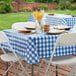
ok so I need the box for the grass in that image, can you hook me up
[0,10,76,30]
[47,10,76,15]
[0,12,31,30]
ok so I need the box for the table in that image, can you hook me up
[2,29,76,64]
[2,29,76,75]
[28,14,76,28]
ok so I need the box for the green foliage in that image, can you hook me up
[35,0,59,3]
[69,5,76,10]
[22,0,35,3]
[65,1,71,9]
[39,4,48,11]
[1,0,76,3]
[19,8,32,12]
[0,0,76,3]
[0,0,13,13]
[58,0,66,10]
[22,0,76,3]
[70,0,76,3]
[0,6,6,13]
[58,0,72,10]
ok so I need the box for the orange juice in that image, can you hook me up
[33,11,44,22]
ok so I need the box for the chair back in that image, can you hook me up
[12,22,35,30]
[71,24,76,33]
[56,33,76,46]
[0,31,9,43]
[0,31,18,58]
[50,33,76,62]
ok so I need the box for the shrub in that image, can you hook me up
[69,5,76,10]
[0,0,13,13]
[0,6,6,13]
[19,8,32,12]
[57,0,72,10]
[57,4,66,10]
[19,8,25,12]
[57,0,66,10]
[1,4,13,12]
[25,8,32,12]
[65,1,71,9]
[39,4,48,11]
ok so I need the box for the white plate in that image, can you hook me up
[53,25,70,30]
[48,29,65,33]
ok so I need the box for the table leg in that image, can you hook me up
[6,51,8,76]
[56,65,58,76]
[31,65,34,76]
[6,62,8,76]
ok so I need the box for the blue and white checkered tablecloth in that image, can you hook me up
[45,16,76,28]
[28,14,76,28]
[2,29,76,65]
[28,14,36,22]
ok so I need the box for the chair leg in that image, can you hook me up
[68,66,76,76]
[3,62,20,76]
[6,62,8,76]
[36,59,44,72]
[18,59,29,76]
[12,63,20,76]
[49,69,53,76]
[56,65,58,76]
[45,63,51,76]
[3,62,14,76]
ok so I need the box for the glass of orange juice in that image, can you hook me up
[33,11,44,33]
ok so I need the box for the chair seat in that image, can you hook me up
[44,56,76,65]
[0,53,24,62]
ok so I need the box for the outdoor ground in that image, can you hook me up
[0,10,76,30]
[0,58,72,76]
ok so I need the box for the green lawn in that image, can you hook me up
[0,12,31,30]
[47,10,76,15]
[0,10,76,30]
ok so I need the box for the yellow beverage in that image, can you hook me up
[33,11,44,22]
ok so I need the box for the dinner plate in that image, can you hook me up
[47,30,65,35]
[17,29,31,33]
[17,29,37,34]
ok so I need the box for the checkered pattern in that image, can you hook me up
[63,17,76,28]
[28,14,36,22]
[2,29,76,65]
[28,14,76,28]
[46,16,76,28]
[3,30,39,65]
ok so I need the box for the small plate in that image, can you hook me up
[54,25,71,30]
[48,14,54,16]
[25,26,36,30]
[72,15,76,17]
